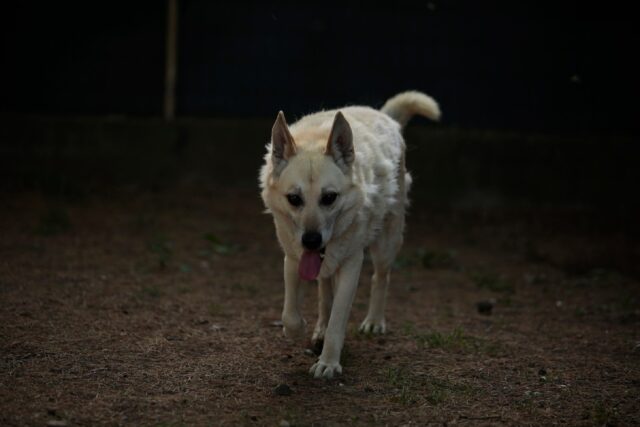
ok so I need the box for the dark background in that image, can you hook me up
[1,1,639,212]
[1,1,638,133]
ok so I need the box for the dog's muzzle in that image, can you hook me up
[301,231,323,251]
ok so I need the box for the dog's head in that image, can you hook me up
[261,110,360,279]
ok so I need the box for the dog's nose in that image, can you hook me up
[301,231,323,250]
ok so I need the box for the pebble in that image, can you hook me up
[274,383,293,396]
[477,300,493,315]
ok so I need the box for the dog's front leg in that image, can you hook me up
[312,277,333,351]
[309,251,363,379]
[281,255,306,339]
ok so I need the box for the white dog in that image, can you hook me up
[260,91,440,378]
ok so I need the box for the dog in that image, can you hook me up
[259,91,440,378]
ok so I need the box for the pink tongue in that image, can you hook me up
[299,251,322,281]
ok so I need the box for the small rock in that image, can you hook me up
[279,420,291,427]
[274,383,293,396]
[270,320,283,327]
[477,300,493,315]
[303,348,315,356]
[210,324,223,331]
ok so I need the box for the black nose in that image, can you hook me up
[301,231,323,250]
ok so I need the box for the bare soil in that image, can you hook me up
[1,186,639,426]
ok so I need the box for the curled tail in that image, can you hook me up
[381,91,441,127]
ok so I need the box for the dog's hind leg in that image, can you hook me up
[311,277,333,354]
[360,210,405,334]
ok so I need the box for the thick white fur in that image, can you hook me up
[260,91,440,379]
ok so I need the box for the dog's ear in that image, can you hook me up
[325,111,354,172]
[271,111,297,175]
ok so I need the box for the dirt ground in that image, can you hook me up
[1,185,638,426]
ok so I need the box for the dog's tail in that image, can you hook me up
[381,91,441,127]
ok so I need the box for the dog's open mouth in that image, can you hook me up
[299,248,325,281]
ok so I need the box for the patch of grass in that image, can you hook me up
[139,285,162,298]
[385,366,474,406]
[148,234,173,269]
[578,293,639,324]
[392,253,415,270]
[418,248,459,270]
[202,232,240,256]
[207,302,227,317]
[403,323,471,350]
[35,206,71,235]
[403,323,505,356]
[497,295,514,307]
[471,271,514,294]
[176,285,192,294]
[386,366,418,405]
[393,247,459,271]
[574,306,588,318]
[424,377,472,405]
[232,282,258,296]
[414,327,470,350]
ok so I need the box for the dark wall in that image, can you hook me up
[1,2,638,133]
[1,3,165,115]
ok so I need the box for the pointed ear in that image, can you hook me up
[325,111,354,172]
[271,111,297,174]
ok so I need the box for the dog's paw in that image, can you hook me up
[282,313,307,340]
[359,317,386,334]
[309,360,342,379]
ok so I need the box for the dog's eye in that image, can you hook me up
[320,192,338,206]
[286,194,303,207]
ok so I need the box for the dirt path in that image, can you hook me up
[1,188,638,426]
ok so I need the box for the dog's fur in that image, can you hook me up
[260,91,440,378]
